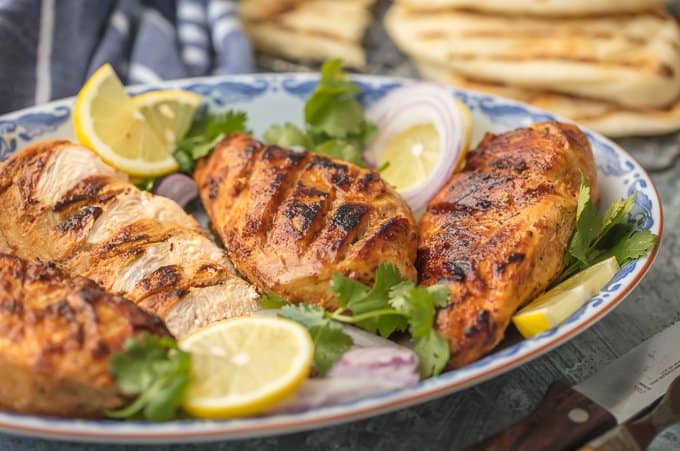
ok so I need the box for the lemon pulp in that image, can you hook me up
[179,316,313,418]
[132,90,202,150]
[379,123,441,190]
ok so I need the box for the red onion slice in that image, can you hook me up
[365,83,466,213]
[327,346,419,383]
[153,173,199,208]
[269,346,419,414]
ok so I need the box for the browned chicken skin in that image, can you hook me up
[417,122,598,368]
[195,134,418,309]
[0,254,170,417]
[0,140,259,337]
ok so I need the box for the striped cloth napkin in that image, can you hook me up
[0,0,253,114]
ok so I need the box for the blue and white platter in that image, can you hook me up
[0,73,663,444]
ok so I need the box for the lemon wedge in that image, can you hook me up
[132,89,202,151]
[179,316,313,418]
[74,64,179,177]
[512,257,620,338]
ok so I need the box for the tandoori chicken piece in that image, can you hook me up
[0,254,170,417]
[194,134,418,309]
[0,140,259,337]
[417,122,599,368]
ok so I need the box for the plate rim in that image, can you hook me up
[0,72,664,444]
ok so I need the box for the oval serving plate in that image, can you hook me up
[0,74,662,444]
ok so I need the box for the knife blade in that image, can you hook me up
[462,322,680,451]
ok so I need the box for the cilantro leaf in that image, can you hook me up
[307,322,354,375]
[188,110,249,141]
[304,59,360,124]
[556,177,658,284]
[267,263,451,378]
[260,292,292,309]
[135,178,156,192]
[280,303,328,329]
[568,175,602,265]
[594,230,659,265]
[173,110,250,174]
[389,284,437,339]
[330,274,369,308]
[172,147,196,173]
[598,193,637,242]
[413,330,449,378]
[308,98,364,138]
[107,334,192,421]
[426,285,452,308]
[331,264,450,376]
[263,123,310,148]
[312,140,367,168]
[263,58,374,167]
[279,303,354,375]
[346,264,402,315]
[334,264,408,337]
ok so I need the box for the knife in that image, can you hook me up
[462,322,680,451]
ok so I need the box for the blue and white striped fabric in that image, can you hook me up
[0,0,253,114]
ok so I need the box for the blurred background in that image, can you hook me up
[2,0,679,169]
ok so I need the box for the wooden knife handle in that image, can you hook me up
[462,381,617,451]
[580,375,680,451]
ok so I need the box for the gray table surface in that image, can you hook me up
[2,3,680,450]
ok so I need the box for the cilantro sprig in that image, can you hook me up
[555,175,659,284]
[106,334,192,422]
[261,264,450,378]
[173,110,250,173]
[262,59,376,167]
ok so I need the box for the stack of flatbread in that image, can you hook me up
[238,0,377,68]
[385,0,680,137]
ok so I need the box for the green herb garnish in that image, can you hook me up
[174,110,250,173]
[556,175,659,284]
[262,59,376,167]
[134,178,156,192]
[262,263,450,378]
[106,333,192,422]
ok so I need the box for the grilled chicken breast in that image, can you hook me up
[0,140,259,337]
[417,122,598,368]
[195,134,418,309]
[0,254,169,417]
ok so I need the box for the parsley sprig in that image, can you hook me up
[261,264,450,378]
[173,110,250,173]
[555,175,659,284]
[106,334,192,422]
[262,59,376,167]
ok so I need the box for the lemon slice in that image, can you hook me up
[380,123,441,190]
[512,257,620,338]
[132,90,202,150]
[179,316,313,418]
[378,101,472,191]
[73,64,179,177]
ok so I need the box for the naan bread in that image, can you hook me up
[239,0,375,68]
[416,59,680,137]
[394,0,665,16]
[385,6,680,109]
